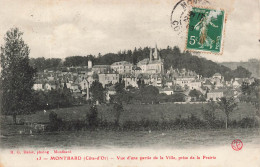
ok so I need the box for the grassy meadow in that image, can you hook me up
[1,102,259,148]
[2,102,258,125]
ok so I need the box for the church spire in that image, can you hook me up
[149,48,153,62]
[153,43,159,60]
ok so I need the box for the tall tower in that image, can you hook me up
[149,48,153,62]
[88,60,92,69]
[153,44,158,60]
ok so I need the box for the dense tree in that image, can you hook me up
[113,102,124,126]
[188,89,202,101]
[0,28,36,124]
[90,80,104,103]
[87,104,98,128]
[30,57,62,71]
[48,111,63,131]
[202,100,218,124]
[170,93,186,102]
[33,88,74,111]
[230,66,252,78]
[240,79,259,109]
[218,97,238,129]
[140,85,159,104]
[137,78,145,89]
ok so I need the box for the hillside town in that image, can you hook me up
[32,45,256,103]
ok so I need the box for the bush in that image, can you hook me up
[87,104,98,128]
[238,117,259,128]
[47,111,63,131]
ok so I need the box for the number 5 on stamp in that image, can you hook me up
[186,7,225,54]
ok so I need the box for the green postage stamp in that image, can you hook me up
[186,7,225,54]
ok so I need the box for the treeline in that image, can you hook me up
[46,113,259,132]
[45,102,259,132]
[30,57,62,71]
[239,79,259,110]
[29,46,252,80]
[32,88,75,111]
[220,59,260,78]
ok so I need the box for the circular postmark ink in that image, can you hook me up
[231,139,243,151]
[170,0,211,38]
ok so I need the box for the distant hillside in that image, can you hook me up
[219,59,260,78]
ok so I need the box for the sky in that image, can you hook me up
[0,0,259,62]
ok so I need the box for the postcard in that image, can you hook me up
[0,0,259,166]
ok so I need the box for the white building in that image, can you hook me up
[33,83,43,91]
[159,87,174,95]
[175,76,195,87]
[123,76,138,88]
[79,78,89,90]
[98,72,120,87]
[188,80,202,90]
[207,90,224,101]
[111,61,132,74]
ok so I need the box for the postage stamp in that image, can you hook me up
[185,7,225,54]
[170,0,211,38]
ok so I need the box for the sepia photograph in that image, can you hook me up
[0,0,259,166]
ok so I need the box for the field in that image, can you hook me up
[2,102,258,125]
[1,102,259,148]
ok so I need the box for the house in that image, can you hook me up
[203,79,214,90]
[159,87,174,95]
[151,76,162,87]
[70,84,80,93]
[174,76,195,88]
[33,83,43,91]
[165,79,173,88]
[232,80,242,88]
[62,82,71,89]
[215,81,224,89]
[98,72,119,87]
[212,73,224,87]
[111,61,133,74]
[188,80,202,90]
[47,76,54,81]
[106,85,117,102]
[207,89,224,101]
[44,81,56,91]
[79,78,89,90]
[92,65,111,74]
[131,66,142,76]
[123,75,138,88]
[232,78,254,88]
[212,73,222,80]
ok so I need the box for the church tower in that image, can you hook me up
[149,48,153,62]
[153,44,159,60]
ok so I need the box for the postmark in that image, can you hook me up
[185,7,225,54]
[170,0,211,38]
[231,139,243,151]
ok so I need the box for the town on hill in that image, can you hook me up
[31,44,257,105]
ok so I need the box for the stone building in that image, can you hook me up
[137,45,164,74]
